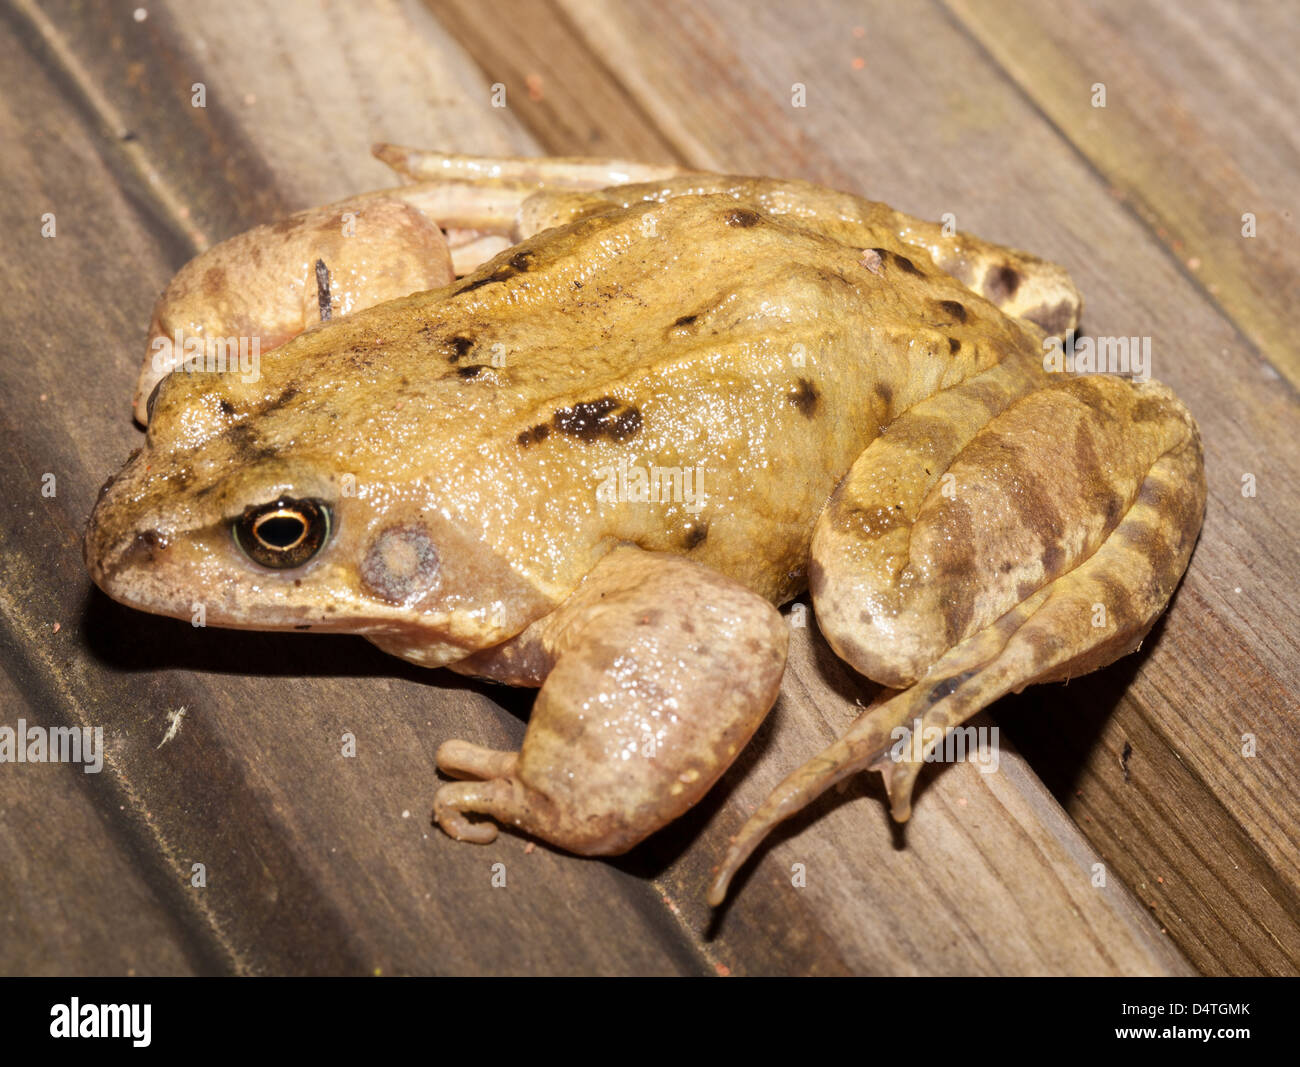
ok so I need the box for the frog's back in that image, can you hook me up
[228,192,1042,603]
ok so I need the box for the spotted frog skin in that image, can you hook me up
[84,146,1206,904]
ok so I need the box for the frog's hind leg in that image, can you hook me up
[707,370,1205,905]
[374,143,684,190]
[432,546,788,857]
[374,144,686,275]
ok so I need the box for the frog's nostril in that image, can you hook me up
[84,503,168,590]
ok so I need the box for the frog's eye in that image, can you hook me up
[233,498,330,569]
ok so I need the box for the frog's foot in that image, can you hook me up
[432,546,788,856]
[708,370,1205,905]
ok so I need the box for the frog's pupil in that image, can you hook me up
[255,514,306,550]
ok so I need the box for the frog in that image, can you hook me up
[84,144,1206,906]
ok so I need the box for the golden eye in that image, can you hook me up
[233,498,330,569]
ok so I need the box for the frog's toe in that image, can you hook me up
[436,739,519,781]
[434,779,531,845]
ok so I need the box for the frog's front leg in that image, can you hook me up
[434,546,788,855]
[708,368,1205,904]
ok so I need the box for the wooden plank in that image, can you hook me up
[425,0,682,162]
[539,0,1300,974]
[0,668,200,976]
[945,0,1300,387]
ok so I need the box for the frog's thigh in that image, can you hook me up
[708,374,1205,904]
[433,546,788,856]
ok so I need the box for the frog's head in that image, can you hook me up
[85,318,552,668]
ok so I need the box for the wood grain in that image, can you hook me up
[946,0,1300,387]
[0,0,1292,975]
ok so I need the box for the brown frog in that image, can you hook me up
[84,146,1206,904]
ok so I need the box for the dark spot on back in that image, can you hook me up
[516,424,550,447]
[552,397,642,442]
[788,377,819,417]
[447,335,474,362]
[948,336,962,354]
[673,314,698,327]
[1137,478,1168,510]
[935,299,967,323]
[262,385,298,414]
[458,258,522,294]
[875,381,893,407]
[219,399,236,416]
[683,523,708,549]
[457,365,485,379]
[984,264,1022,304]
[869,248,923,276]
[725,208,761,227]
[458,273,502,294]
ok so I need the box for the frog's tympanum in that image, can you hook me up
[85,146,1206,904]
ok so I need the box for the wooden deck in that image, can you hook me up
[0,0,1295,976]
